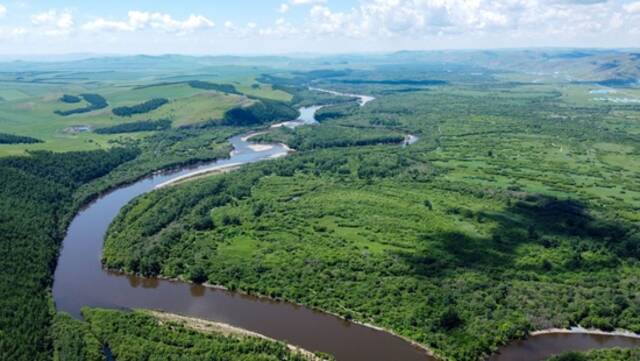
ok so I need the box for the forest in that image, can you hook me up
[0,132,43,144]
[94,119,172,134]
[59,94,81,104]
[221,99,299,126]
[112,98,169,117]
[54,94,108,116]
[0,148,139,361]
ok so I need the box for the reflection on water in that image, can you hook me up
[190,284,206,297]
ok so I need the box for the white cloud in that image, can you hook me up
[300,0,636,40]
[31,10,74,36]
[291,0,326,5]
[0,4,6,18]
[83,11,214,34]
[0,26,26,39]
[279,3,290,13]
[224,21,258,37]
[624,1,640,13]
[259,18,298,37]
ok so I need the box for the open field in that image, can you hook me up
[0,68,292,156]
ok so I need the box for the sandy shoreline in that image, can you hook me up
[154,163,242,189]
[531,326,640,339]
[147,310,327,361]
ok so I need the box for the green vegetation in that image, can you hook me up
[221,99,299,126]
[59,95,81,104]
[0,124,239,360]
[253,124,405,150]
[55,94,108,116]
[52,308,325,361]
[0,148,139,361]
[548,348,640,361]
[112,98,169,117]
[104,68,640,361]
[0,132,43,144]
[94,119,172,134]
[78,308,318,361]
[187,80,241,94]
[52,313,103,361]
[1,52,640,361]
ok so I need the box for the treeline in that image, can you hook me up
[0,132,43,144]
[55,94,108,116]
[221,99,299,126]
[112,98,169,117]
[188,80,240,94]
[339,79,447,86]
[254,125,406,150]
[134,80,240,94]
[95,119,172,134]
[0,147,139,361]
[315,102,360,122]
[60,94,81,103]
[51,308,320,361]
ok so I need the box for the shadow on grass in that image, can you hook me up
[395,194,636,278]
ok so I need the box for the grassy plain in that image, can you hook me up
[0,69,290,156]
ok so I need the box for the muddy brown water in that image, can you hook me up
[53,96,640,361]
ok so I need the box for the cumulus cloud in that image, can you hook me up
[83,11,214,34]
[0,4,6,18]
[300,0,637,40]
[31,10,74,36]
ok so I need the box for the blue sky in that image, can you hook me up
[0,0,639,55]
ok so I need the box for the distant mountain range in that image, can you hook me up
[385,49,640,85]
[1,49,638,86]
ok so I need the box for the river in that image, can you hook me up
[52,90,640,361]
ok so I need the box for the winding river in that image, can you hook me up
[53,91,640,361]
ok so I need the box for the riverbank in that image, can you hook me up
[103,268,437,359]
[531,327,640,339]
[148,310,329,361]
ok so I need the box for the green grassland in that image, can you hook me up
[0,69,292,156]
[103,70,640,360]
